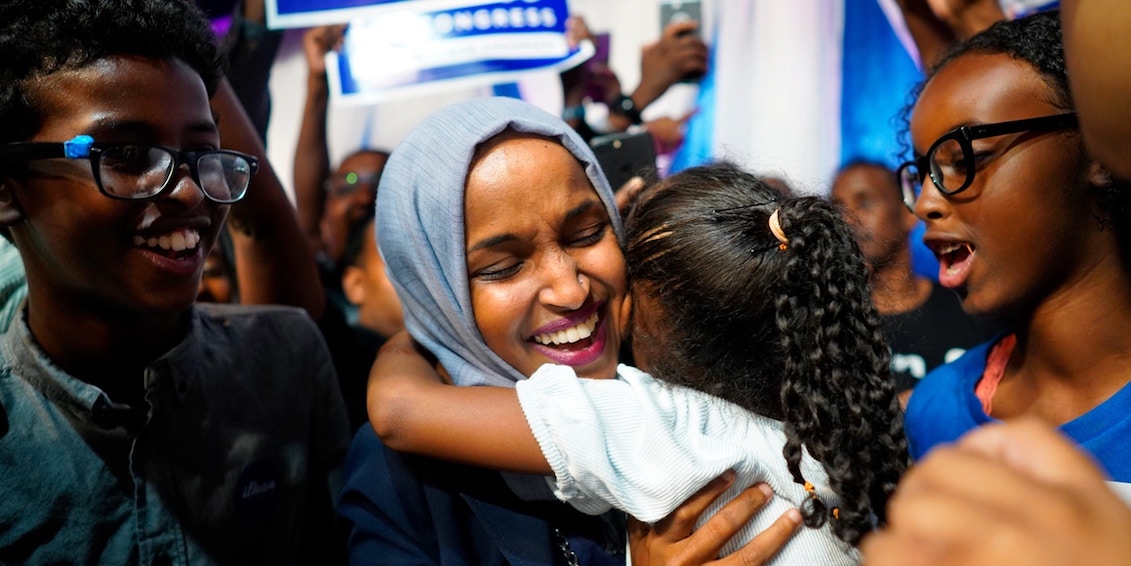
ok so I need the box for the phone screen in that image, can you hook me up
[590,132,657,193]
[659,0,701,34]
[659,0,703,82]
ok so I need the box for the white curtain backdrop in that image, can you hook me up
[709,1,844,194]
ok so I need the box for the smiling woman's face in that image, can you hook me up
[463,133,627,379]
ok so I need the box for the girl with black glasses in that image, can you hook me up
[900,11,1131,492]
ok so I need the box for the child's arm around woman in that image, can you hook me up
[366,331,548,474]
[367,330,753,518]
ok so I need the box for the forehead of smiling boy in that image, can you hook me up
[0,0,224,145]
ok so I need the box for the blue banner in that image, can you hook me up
[325,0,592,105]
[269,0,462,29]
[840,0,937,279]
[267,0,568,30]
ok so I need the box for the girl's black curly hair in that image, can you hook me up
[625,162,909,545]
[0,0,225,145]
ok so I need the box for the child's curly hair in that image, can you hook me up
[625,162,909,545]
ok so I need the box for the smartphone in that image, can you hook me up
[659,0,703,82]
[583,33,611,102]
[590,132,657,193]
[587,33,610,68]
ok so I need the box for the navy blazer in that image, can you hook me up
[338,426,626,566]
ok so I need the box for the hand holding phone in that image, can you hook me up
[642,1,708,94]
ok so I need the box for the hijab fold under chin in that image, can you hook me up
[376,96,624,388]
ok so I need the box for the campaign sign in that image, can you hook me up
[325,0,593,105]
[267,0,459,30]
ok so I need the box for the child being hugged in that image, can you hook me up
[369,162,908,562]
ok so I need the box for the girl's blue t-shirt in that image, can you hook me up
[905,338,1131,484]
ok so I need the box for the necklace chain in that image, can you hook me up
[553,528,580,566]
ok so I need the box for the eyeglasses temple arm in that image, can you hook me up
[0,135,93,165]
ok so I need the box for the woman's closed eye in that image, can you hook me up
[569,222,608,247]
[472,259,523,282]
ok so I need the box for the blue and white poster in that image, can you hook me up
[323,0,592,105]
[267,0,460,30]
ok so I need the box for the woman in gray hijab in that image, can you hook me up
[337,97,791,565]
[375,96,627,389]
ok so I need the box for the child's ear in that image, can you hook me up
[341,265,365,308]
[0,179,25,227]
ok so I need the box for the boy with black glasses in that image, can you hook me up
[0,0,350,563]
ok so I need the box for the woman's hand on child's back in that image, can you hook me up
[628,471,802,565]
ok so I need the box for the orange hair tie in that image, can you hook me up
[769,209,788,250]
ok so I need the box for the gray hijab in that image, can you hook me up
[376,96,625,388]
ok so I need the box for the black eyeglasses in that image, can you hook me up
[896,112,1078,210]
[0,134,258,204]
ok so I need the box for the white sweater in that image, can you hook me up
[515,364,860,564]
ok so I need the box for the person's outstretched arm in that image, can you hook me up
[366,331,550,474]
[633,20,708,108]
[292,25,345,256]
[894,0,1005,70]
[607,19,708,132]
[222,0,282,142]
[213,78,326,320]
[925,0,1005,40]
[895,0,958,70]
